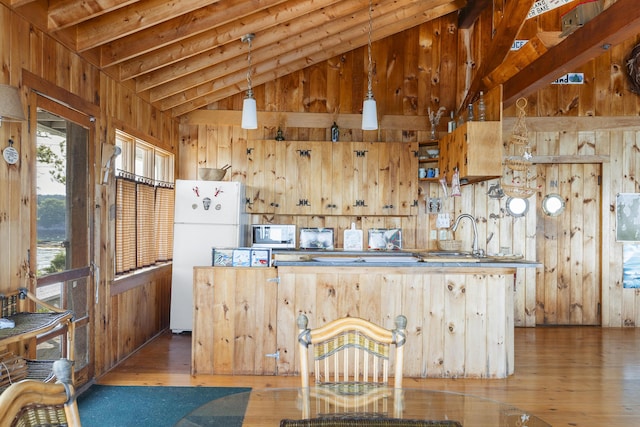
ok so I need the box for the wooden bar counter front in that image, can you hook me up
[191,259,537,379]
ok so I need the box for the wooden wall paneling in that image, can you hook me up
[443,273,465,377]
[400,273,422,377]
[609,43,628,117]
[424,274,445,377]
[578,59,596,117]
[305,64,328,141]
[417,23,433,118]
[465,273,488,377]
[378,272,402,376]
[276,270,295,375]
[557,164,572,324]
[538,163,556,324]
[570,163,585,324]
[402,27,420,117]
[178,122,198,180]
[326,56,342,121]
[432,16,455,113]
[582,162,600,325]
[415,183,430,249]
[234,268,257,374]
[213,267,235,374]
[316,272,339,326]
[192,267,217,374]
[384,32,404,116]
[338,51,357,129]
[598,131,613,326]
[593,49,612,116]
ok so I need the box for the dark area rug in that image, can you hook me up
[77,385,251,427]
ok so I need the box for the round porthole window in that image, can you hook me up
[542,193,565,216]
[506,197,529,217]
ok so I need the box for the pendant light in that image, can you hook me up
[362,0,378,130]
[241,33,257,129]
[0,84,26,127]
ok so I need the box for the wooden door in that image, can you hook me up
[349,142,379,215]
[536,163,601,325]
[283,141,321,215]
[246,140,278,214]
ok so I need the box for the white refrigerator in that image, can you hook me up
[170,179,248,333]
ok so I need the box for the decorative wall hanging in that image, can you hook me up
[626,42,640,95]
[502,97,536,199]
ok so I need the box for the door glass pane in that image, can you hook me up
[35,108,90,371]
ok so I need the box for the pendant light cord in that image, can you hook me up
[367,0,373,95]
[242,33,255,96]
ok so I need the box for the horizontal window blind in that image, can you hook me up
[115,172,174,275]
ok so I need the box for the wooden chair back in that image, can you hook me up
[297,314,407,389]
[0,359,81,427]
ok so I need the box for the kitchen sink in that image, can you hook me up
[311,256,421,263]
[419,251,475,258]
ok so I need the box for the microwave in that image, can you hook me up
[252,224,296,249]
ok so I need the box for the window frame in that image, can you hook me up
[114,130,174,276]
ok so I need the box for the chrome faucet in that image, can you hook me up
[451,214,484,257]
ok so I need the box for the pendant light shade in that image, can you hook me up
[241,94,257,129]
[241,33,258,130]
[0,84,26,126]
[362,95,378,130]
[362,0,377,130]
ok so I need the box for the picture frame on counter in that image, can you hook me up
[213,247,272,267]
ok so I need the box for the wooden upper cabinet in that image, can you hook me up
[379,142,418,216]
[247,140,417,216]
[439,121,503,185]
[245,139,283,214]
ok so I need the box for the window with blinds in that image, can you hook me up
[115,131,174,275]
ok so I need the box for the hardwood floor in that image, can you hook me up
[97,326,640,427]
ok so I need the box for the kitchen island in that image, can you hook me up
[191,252,540,379]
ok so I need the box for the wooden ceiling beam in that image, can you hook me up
[72,0,219,51]
[458,0,490,29]
[461,0,535,108]
[502,0,640,107]
[117,0,361,80]
[167,0,466,116]
[47,0,136,30]
[98,0,300,67]
[143,0,405,97]
[144,0,458,99]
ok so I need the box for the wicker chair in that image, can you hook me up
[297,314,407,419]
[297,314,407,389]
[0,359,81,427]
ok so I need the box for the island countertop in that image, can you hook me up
[193,253,536,379]
[271,249,541,268]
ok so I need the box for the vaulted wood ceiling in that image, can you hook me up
[5,0,640,118]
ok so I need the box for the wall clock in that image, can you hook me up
[3,139,18,165]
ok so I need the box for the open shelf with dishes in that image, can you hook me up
[418,139,440,182]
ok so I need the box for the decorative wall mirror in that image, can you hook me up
[542,193,565,216]
[506,197,529,217]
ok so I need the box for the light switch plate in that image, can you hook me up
[427,198,442,214]
[436,213,450,228]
